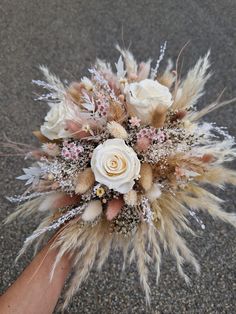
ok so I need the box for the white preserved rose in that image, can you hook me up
[91,139,140,193]
[41,102,78,140]
[124,79,173,123]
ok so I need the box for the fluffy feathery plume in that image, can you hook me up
[75,168,95,194]
[5,196,45,223]
[38,192,80,212]
[107,121,128,139]
[107,101,126,123]
[81,200,102,221]
[173,50,211,109]
[124,190,138,206]
[139,163,153,191]
[67,82,83,105]
[34,65,66,103]
[146,183,162,202]
[116,45,138,79]
[189,97,236,122]
[158,59,176,88]
[95,59,116,83]
[137,60,151,81]
[151,104,168,128]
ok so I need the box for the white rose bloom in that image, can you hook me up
[91,139,140,193]
[124,79,173,123]
[41,102,77,140]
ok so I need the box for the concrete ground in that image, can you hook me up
[0,1,236,313]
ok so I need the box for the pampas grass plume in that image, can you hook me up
[137,60,151,81]
[67,82,83,104]
[157,59,175,88]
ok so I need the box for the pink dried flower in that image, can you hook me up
[137,128,149,139]
[156,131,166,143]
[136,137,151,152]
[96,92,109,117]
[137,127,166,144]
[61,141,84,161]
[97,102,109,116]
[129,116,141,127]
[137,127,156,140]
[149,127,157,139]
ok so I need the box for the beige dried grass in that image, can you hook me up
[172,51,211,110]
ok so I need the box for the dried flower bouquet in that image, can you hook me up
[4,43,236,309]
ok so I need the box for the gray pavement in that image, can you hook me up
[0,1,236,313]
